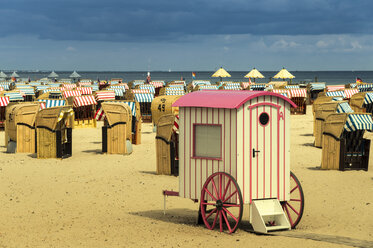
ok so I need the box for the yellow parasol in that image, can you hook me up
[244,68,265,82]
[273,68,295,79]
[212,67,231,82]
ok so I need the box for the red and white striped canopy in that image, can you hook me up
[272,89,289,94]
[132,89,151,94]
[327,85,345,91]
[63,90,82,98]
[0,96,9,106]
[73,95,97,107]
[78,82,92,86]
[150,82,164,88]
[0,87,4,91]
[39,102,46,110]
[344,88,359,99]
[63,84,77,89]
[49,87,65,91]
[289,88,307,98]
[95,91,116,101]
[119,83,129,89]
[77,87,93,95]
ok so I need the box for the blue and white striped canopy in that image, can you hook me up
[364,92,373,104]
[285,85,300,89]
[279,92,290,98]
[132,81,145,88]
[199,85,218,90]
[349,83,357,88]
[87,85,99,92]
[224,85,242,90]
[18,87,35,96]
[28,82,42,86]
[192,81,211,87]
[250,84,266,90]
[168,85,185,89]
[4,92,24,101]
[344,114,373,132]
[36,85,50,91]
[39,99,66,108]
[47,83,61,88]
[134,93,154,103]
[0,82,11,90]
[309,83,326,90]
[139,85,155,93]
[358,84,373,92]
[337,102,354,113]
[326,91,346,98]
[111,89,124,96]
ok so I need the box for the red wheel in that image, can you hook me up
[200,172,243,233]
[281,171,304,229]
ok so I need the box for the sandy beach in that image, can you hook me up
[0,105,372,248]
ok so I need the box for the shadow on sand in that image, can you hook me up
[301,143,315,147]
[82,149,102,154]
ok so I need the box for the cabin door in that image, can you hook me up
[248,102,282,201]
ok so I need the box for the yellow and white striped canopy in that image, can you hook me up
[212,67,231,78]
[273,68,295,79]
[244,68,265,78]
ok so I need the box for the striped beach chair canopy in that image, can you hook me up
[171,80,186,86]
[167,85,184,90]
[344,89,359,99]
[132,80,145,88]
[289,88,307,98]
[0,82,12,90]
[349,83,357,88]
[110,80,120,85]
[344,114,373,132]
[63,90,82,98]
[59,79,73,84]
[76,87,93,95]
[139,84,156,93]
[198,85,218,90]
[73,95,97,107]
[309,82,326,91]
[165,89,185,96]
[132,89,151,94]
[150,81,165,88]
[47,83,62,88]
[4,92,24,101]
[86,85,99,92]
[95,101,137,121]
[28,82,42,86]
[42,88,64,93]
[336,102,354,113]
[38,99,66,108]
[327,85,345,91]
[0,87,3,91]
[363,92,373,104]
[284,85,300,89]
[358,83,373,92]
[78,81,92,86]
[0,96,9,106]
[134,93,154,103]
[95,91,116,101]
[250,84,266,91]
[272,89,289,95]
[17,87,35,96]
[192,80,210,88]
[63,84,77,90]
[116,83,129,89]
[223,85,242,90]
[111,88,124,97]
[325,90,346,98]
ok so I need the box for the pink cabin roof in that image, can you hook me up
[173,90,297,109]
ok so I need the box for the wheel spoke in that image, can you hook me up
[222,179,232,200]
[284,204,294,227]
[204,187,217,201]
[286,202,300,216]
[223,203,240,207]
[223,190,237,202]
[211,210,219,229]
[290,185,299,194]
[219,174,222,199]
[211,180,219,200]
[201,202,216,206]
[221,210,232,233]
[290,198,301,202]
[206,208,217,220]
[219,210,223,232]
[222,207,238,222]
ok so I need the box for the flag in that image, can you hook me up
[192,72,196,79]
[356,77,363,83]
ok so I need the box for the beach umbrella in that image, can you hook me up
[0,71,8,79]
[48,71,59,79]
[11,71,20,78]
[69,71,81,79]
[273,68,295,79]
[212,67,231,82]
[244,68,265,82]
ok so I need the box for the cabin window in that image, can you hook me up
[259,112,270,126]
[193,124,222,159]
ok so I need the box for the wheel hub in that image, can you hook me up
[215,199,223,210]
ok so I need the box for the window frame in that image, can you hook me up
[192,123,223,160]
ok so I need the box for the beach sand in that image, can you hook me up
[0,105,372,247]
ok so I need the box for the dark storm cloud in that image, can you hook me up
[1,0,372,41]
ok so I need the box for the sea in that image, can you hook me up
[7,70,373,85]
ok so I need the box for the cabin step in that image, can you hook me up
[251,199,291,233]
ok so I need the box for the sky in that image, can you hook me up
[1,0,373,71]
